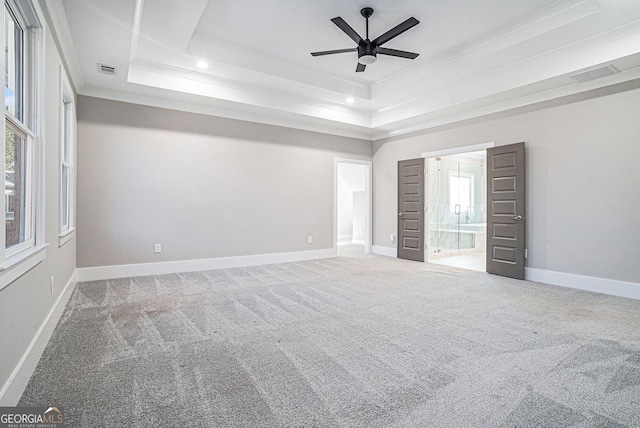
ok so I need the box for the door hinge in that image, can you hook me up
[424,168,427,175]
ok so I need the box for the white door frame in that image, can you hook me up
[422,142,495,159]
[334,158,373,254]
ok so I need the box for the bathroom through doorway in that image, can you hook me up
[424,144,492,272]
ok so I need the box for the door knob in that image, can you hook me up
[513,215,524,221]
[398,212,403,217]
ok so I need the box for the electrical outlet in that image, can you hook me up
[307,236,313,244]
[154,243,162,253]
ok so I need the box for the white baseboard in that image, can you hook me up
[0,269,78,405]
[338,234,353,242]
[77,248,338,282]
[351,240,365,245]
[526,267,640,300]
[372,245,397,258]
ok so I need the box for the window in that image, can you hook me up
[5,119,33,254]
[59,72,75,245]
[2,0,44,284]
[449,172,474,213]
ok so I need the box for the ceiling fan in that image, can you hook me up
[311,7,420,72]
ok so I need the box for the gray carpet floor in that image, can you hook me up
[19,247,640,427]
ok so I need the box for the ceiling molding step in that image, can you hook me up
[78,86,375,141]
[372,27,640,126]
[170,46,372,107]
[138,0,207,53]
[37,0,85,92]
[128,60,372,128]
[129,0,144,64]
[187,34,371,100]
[370,0,602,101]
[371,68,640,140]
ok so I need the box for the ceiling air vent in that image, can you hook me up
[569,65,619,83]
[97,63,117,76]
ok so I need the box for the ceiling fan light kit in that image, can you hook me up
[358,53,377,65]
[311,7,419,72]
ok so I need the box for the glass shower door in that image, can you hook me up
[427,157,443,254]
[428,156,458,254]
[428,155,485,256]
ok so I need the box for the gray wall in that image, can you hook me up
[76,97,371,268]
[352,191,366,242]
[0,28,77,397]
[373,87,640,284]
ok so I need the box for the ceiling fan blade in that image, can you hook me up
[372,17,419,46]
[331,17,364,44]
[378,47,419,59]
[356,63,366,72]
[311,48,357,57]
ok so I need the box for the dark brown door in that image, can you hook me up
[486,142,526,279]
[398,158,425,262]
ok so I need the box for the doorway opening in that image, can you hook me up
[335,160,372,257]
[424,144,492,272]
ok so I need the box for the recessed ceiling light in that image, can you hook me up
[196,61,209,69]
[346,97,355,104]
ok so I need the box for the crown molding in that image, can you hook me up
[78,86,375,141]
[38,0,85,93]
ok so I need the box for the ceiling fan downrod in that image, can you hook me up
[361,7,373,40]
[359,7,376,65]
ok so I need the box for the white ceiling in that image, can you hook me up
[47,0,640,140]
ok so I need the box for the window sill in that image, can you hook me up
[58,227,75,247]
[0,243,49,291]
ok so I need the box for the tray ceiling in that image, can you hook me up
[48,0,640,139]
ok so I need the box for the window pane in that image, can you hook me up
[62,102,69,161]
[5,4,23,120]
[449,175,472,212]
[5,123,29,248]
[60,100,73,233]
[61,164,68,229]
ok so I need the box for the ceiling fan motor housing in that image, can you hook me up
[358,42,377,64]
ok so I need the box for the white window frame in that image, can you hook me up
[58,66,75,246]
[1,0,46,290]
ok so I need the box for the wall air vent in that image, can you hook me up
[97,63,117,76]
[569,65,619,83]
